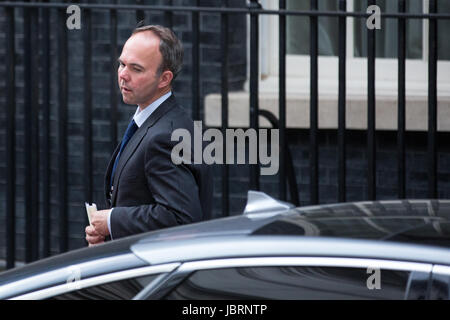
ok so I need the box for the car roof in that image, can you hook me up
[131,235,450,266]
[254,199,450,247]
[129,199,450,265]
[132,199,450,248]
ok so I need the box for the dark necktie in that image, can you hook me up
[110,119,138,188]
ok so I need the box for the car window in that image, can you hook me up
[47,274,159,300]
[430,271,450,300]
[163,266,427,300]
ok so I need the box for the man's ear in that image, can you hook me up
[158,70,173,89]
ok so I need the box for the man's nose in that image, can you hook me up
[118,66,130,82]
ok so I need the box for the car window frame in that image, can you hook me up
[11,263,180,300]
[141,257,433,300]
[0,252,146,299]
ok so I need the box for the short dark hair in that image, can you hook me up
[132,25,183,81]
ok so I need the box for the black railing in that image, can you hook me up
[1,0,449,269]
[337,0,346,202]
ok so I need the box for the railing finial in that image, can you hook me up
[248,0,262,10]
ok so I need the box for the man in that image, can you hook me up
[85,25,212,245]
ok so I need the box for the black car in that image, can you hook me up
[0,191,449,300]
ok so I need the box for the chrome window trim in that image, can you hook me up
[0,253,141,299]
[145,257,432,300]
[176,257,432,274]
[11,263,180,300]
[132,272,174,300]
[432,265,450,276]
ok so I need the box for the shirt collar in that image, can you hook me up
[133,91,172,127]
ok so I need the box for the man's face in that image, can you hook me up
[118,31,163,109]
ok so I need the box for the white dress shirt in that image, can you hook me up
[107,91,172,239]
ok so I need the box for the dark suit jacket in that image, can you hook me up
[104,94,213,239]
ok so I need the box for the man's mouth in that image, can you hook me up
[121,86,132,93]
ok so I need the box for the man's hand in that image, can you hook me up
[85,209,111,246]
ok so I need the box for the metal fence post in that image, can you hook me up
[338,0,347,203]
[41,4,51,258]
[248,0,261,191]
[58,7,68,253]
[428,0,438,199]
[191,0,200,121]
[110,3,119,152]
[221,0,229,217]
[84,7,93,213]
[310,0,319,205]
[398,0,406,199]
[6,6,16,269]
[367,0,377,201]
[279,0,287,201]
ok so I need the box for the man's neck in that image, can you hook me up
[138,87,172,111]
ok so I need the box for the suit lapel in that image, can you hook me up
[110,95,177,205]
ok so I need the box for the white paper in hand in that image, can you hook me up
[85,203,97,225]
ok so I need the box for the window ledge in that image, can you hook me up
[204,89,450,132]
